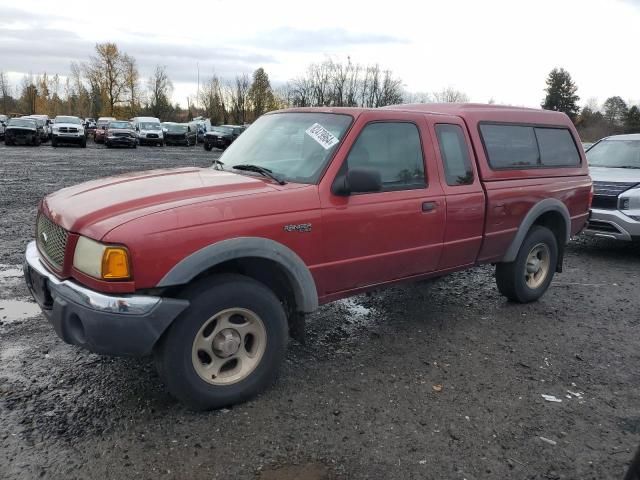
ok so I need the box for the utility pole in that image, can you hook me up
[196,62,200,116]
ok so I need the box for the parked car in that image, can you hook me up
[84,118,97,136]
[28,114,52,140]
[94,117,116,143]
[582,142,594,151]
[131,117,164,146]
[585,134,640,241]
[4,117,42,146]
[51,115,87,148]
[0,115,7,139]
[203,125,245,151]
[24,104,591,410]
[105,120,138,149]
[164,122,197,146]
[193,117,212,143]
[23,116,49,143]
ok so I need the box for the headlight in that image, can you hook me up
[78,128,84,135]
[52,127,59,132]
[620,187,640,211]
[73,236,131,280]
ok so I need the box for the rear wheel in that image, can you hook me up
[495,225,558,303]
[155,274,288,410]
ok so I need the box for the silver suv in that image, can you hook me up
[586,134,640,241]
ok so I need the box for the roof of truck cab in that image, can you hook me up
[276,104,572,124]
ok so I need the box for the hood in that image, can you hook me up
[54,122,82,129]
[7,125,36,131]
[42,167,283,239]
[589,166,640,184]
[207,131,231,137]
[107,128,135,134]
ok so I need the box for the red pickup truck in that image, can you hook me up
[24,104,592,409]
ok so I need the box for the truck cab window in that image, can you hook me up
[435,124,474,185]
[345,122,426,191]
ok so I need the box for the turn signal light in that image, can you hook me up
[101,247,130,279]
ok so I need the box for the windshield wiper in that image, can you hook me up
[232,164,286,185]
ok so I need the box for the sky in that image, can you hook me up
[1,0,639,109]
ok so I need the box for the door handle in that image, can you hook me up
[422,201,437,212]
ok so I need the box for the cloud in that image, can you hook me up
[246,27,408,51]
[0,26,276,84]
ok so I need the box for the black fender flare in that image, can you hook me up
[502,199,571,263]
[157,237,319,313]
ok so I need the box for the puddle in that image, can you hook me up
[0,299,41,324]
[0,344,28,362]
[0,264,24,287]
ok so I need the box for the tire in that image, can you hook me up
[155,274,288,410]
[34,137,41,146]
[204,144,212,151]
[81,138,87,148]
[159,141,164,147]
[51,138,57,148]
[132,143,137,149]
[495,225,558,303]
[105,141,111,148]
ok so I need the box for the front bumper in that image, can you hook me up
[23,241,189,356]
[584,208,640,241]
[53,134,84,144]
[107,136,137,147]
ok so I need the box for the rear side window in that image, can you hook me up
[480,123,580,169]
[535,128,580,166]
[435,124,474,186]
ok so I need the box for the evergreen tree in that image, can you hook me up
[248,68,274,120]
[541,68,580,121]
[625,105,640,133]
[603,96,629,127]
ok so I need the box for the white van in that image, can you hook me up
[130,116,164,146]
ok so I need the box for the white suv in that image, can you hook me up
[51,116,87,148]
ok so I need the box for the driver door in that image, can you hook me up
[316,111,445,297]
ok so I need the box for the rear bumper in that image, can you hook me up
[23,241,189,356]
[584,208,640,241]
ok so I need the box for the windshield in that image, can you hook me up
[213,126,233,134]
[587,139,640,169]
[109,121,132,129]
[8,119,36,128]
[167,124,188,133]
[55,116,82,124]
[139,122,160,130]
[218,112,352,184]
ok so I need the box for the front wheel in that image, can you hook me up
[495,225,558,303]
[204,144,212,151]
[51,138,57,147]
[155,274,288,410]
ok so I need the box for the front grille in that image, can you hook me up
[591,195,619,210]
[147,134,159,139]
[114,132,132,137]
[59,127,78,133]
[36,214,68,269]
[591,181,638,210]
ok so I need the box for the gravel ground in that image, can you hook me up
[1,140,640,480]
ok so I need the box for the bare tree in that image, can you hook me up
[228,74,250,124]
[199,73,226,124]
[0,71,12,114]
[147,65,173,119]
[432,87,470,103]
[122,54,141,117]
[85,43,127,116]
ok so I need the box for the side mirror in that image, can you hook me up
[332,167,382,196]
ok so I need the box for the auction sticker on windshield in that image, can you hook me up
[305,123,340,150]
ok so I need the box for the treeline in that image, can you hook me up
[0,43,472,123]
[541,67,640,141]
